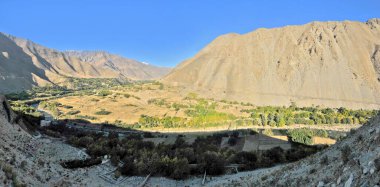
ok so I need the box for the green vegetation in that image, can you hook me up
[139,100,236,128]
[97,90,112,97]
[75,115,98,120]
[139,115,186,128]
[185,100,236,127]
[94,109,112,115]
[39,101,62,117]
[287,128,328,145]
[147,98,169,107]
[9,102,42,118]
[341,145,352,163]
[244,105,377,127]
[66,110,81,115]
[64,77,130,90]
[43,125,324,180]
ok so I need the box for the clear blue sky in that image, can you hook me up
[1,0,379,67]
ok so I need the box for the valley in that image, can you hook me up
[1,16,380,186]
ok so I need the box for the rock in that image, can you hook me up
[344,174,353,187]
[363,168,368,174]
[370,168,375,174]
[337,177,342,185]
[317,181,324,187]
[368,161,373,166]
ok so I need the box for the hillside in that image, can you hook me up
[207,113,380,187]
[1,94,379,186]
[0,33,170,92]
[163,19,380,109]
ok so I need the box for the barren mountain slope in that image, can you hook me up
[0,95,122,186]
[163,19,380,109]
[0,33,170,92]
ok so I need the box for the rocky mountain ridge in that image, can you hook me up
[0,32,170,92]
[163,19,380,109]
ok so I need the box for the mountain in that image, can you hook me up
[163,19,380,109]
[0,32,171,92]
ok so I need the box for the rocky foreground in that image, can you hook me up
[0,94,379,186]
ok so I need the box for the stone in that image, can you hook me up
[368,161,373,166]
[317,181,324,187]
[370,168,375,174]
[363,168,368,174]
[337,177,342,185]
[344,174,353,187]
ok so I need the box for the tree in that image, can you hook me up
[267,113,274,125]
[199,151,225,175]
[120,157,136,176]
[260,114,267,126]
[274,113,286,127]
[170,157,190,179]
[232,151,257,170]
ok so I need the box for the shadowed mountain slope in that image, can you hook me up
[0,33,171,92]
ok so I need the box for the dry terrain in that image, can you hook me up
[163,19,380,109]
[1,94,379,187]
[0,32,170,92]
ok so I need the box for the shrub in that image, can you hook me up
[114,170,121,178]
[97,90,112,96]
[320,155,329,165]
[341,145,351,163]
[374,158,380,171]
[227,137,238,146]
[287,128,328,145]
[120,158,136,176]
[67,110,80,115]
[169,157,190,179]
[265,147,286,163]
[232,151,258,170]
[199,151,225,175]
[262,129,274,136]
[61,157,102,169]
[94,109,112,115]
[20,160,27,170]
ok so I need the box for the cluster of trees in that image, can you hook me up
[184,100,236,127]
[9,101,42,118]
[43,125,324,180]
[246,105,377,127]
[287,128,328,145]
[39,101,62,117]
[138,115,186,128]
[65,77,130,90]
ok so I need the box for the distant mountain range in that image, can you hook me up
[0,32,170,92]
[163,19,380,109]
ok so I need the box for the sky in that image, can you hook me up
[1,0,380,67]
